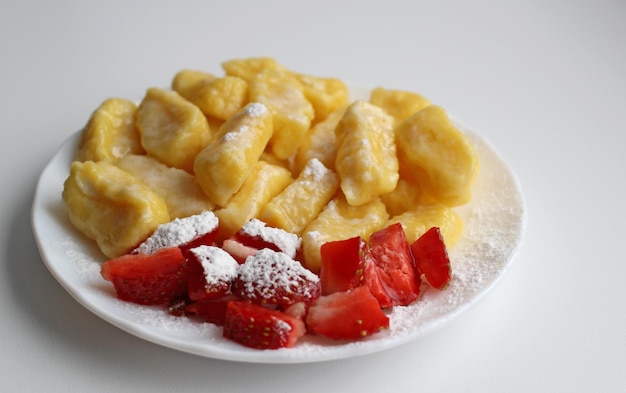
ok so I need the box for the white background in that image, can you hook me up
[1,1,624,392]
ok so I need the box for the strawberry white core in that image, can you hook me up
[239,218,301,258]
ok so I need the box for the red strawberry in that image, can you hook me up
[223,301,306,349]
[231,249,321,307]
[319,236,367,295]
[306,286,390,340]
[368,223,421,306]
[185,295,238,326]
[410,227,451,289]
[100,247,188,305]
[363,261,394,308]
[180,230,220,255]
[186,245,239,301]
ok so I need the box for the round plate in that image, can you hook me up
[32,96,526,363]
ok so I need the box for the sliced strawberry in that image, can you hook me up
[101,247,188,305]
[368,222,420,306]
[185,295,239,326]
[363,261,394,308]
[319,236,367,295]
[221,238,259,264]
[187,245,239,301]
[181,230,220,254]
[410,227,451,289]
[234,218,301,259]
[306,286,390,340]
[231,248,321,307]
[187,252,209,299]
[223,301,306,349]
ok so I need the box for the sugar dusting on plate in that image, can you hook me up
[59,235,102,278]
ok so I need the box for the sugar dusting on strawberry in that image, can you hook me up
[232,248,321,307]
[187,245,239,301]
[191,246,239,287]
[133,211,219,254]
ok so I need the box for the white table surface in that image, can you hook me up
[2,1,624,392]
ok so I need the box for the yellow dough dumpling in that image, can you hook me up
[395,105,478,206]
[75,98,144,163]
[194,102,273,207]
[62,160,170,258]
[136,87,211,173]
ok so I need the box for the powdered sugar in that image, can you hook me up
[222,125,248,142]
[59,236,102,278]
[239,218,301,258]
[134,211,218,254]
[275,319,293,335]
[189,245,239,286]
[302,158,330,182]
[114,299,221,335]
[243,102,268,117]
[304,230,322,243]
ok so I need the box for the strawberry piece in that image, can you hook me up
[223,301,306,349]
[221,238,259,264]
[363,261,394,308]
[185,295,238,326]
[180,230,220,255]
[231,248,321,307]
[410,227,451,289]
[101,247,188,305]
[186,245,239,301]
[368,222,421,306]
[319,236,367,295]
[187,253,210,300]
[306,286,390,340]
[234,218,301,259]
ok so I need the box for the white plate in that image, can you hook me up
[32,96,526,363]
